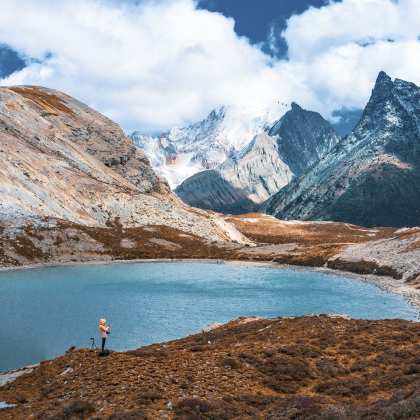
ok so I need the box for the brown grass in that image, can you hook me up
[271,244,344,267]
[327,258,402,279]
[225,213,396,246]
[3,316,420,419]
[78,222,237,261]
[10,235,50,261]
[107,409,148,419]
[10,86,75,116]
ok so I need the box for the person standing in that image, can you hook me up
[99,318,110,351]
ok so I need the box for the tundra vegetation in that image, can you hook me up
[2,316,420,419]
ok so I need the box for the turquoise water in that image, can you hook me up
[0,262,418,372]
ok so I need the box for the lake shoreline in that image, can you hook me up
[1,257,419,314]
[1,258,418,374]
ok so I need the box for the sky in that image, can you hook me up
[0,0,419,136]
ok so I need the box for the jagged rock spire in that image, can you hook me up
[261,72,420,228]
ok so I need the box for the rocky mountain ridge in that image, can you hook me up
[174,133,292,214]
[261,72,420,228]
[0,86,248,244]
[175,104,340,214]
[269,102,341,175]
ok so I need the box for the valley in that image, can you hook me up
[2,77,420,420]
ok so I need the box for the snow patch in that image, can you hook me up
[0,364,38,387]
[60,367,73,376]
[0,401,17,409]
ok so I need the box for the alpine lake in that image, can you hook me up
[1,262,418,372]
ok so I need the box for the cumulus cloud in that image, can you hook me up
[280,0,420,114]
[0,0,282,133]
[1,0,420,134]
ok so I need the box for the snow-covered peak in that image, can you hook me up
[130,133,163,167]
[130,105,271,188]
[168,105,270,152]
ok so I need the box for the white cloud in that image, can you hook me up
[280,0,420,115]
[1,0,420,133]
[0,0,282,133]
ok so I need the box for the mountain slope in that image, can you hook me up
[4,315,420,419]
[175,105,340,214]
[0,86,248,243]
[130,105,270,188]
[261,72,420,228]
[175,133,293,214]
[269,102,341,175]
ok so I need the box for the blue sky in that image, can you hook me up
[198,0,333,58]
[0,45,25,78]
[0,0,418,136]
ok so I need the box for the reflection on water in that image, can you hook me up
[0,262,418,372]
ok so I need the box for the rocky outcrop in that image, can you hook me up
[174,169,258,214]
[130,133,180,168]
[269,102,341,175]
[175,133,292,214]
[175,106,340,214]
[2,86,170,195]
[0,86,250,243]
[219,133,294,200]
[130,105,271,188]
[261,72,420,228]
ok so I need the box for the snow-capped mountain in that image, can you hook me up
[175,104,340,214]
[261,72,420,228]
[130,105,271,189]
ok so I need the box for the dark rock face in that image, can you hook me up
[269,102,341,176]
[261,72,420,228]
[175,170,259,214]
[176,106,340,215]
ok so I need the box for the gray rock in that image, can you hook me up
[202,322,224,333]
[0,86,249,243]
[176,105,340,214]
[0,364,38,387]
[261,71,420,228]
